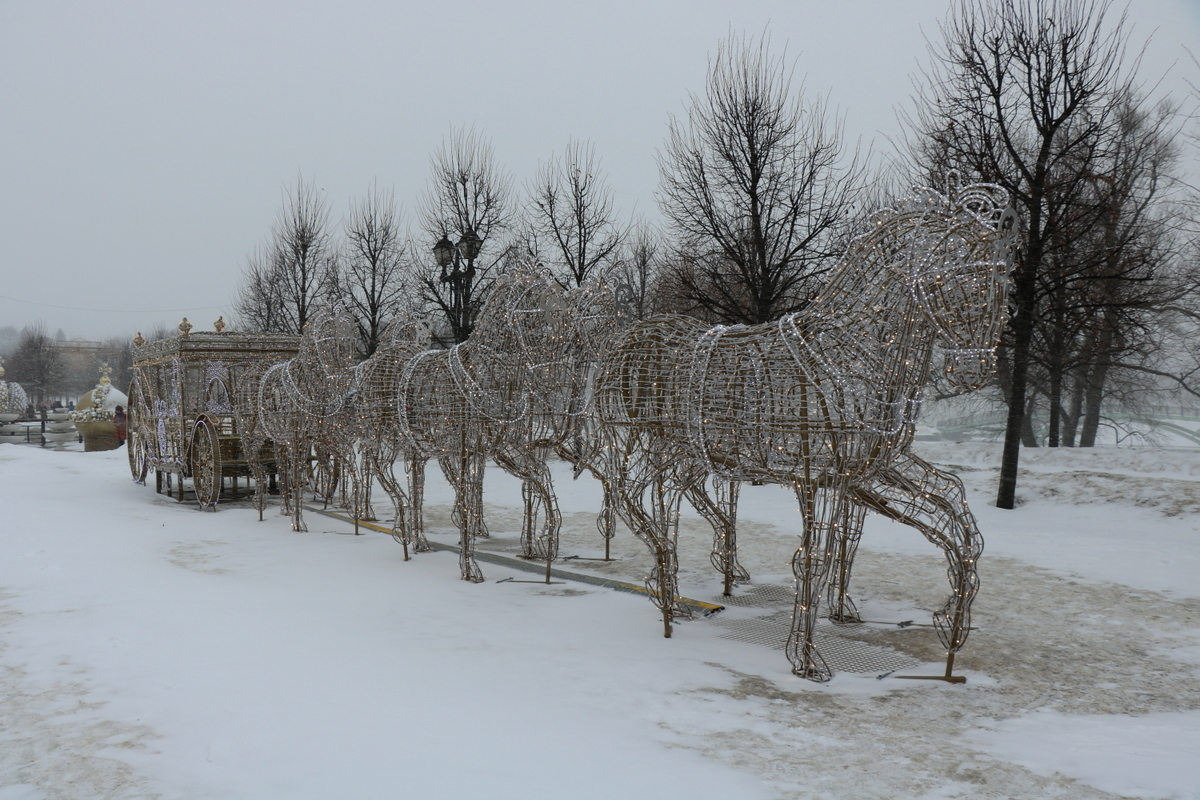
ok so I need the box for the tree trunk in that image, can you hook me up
[1078,361,1112,447]
[997,255,1039,509]
[1063,372,1085,447]
[1021,393,1039,447]
[1047,366,1062,447]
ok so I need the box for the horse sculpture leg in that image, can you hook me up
[604,432,689,637]
[495,452,561,564]
[826,501,869,623]
[647,474,686,637]
[275,442,299,529]
[852,453,982,656]
[237,426,269,522]
[289,442,308,532]
[407,456,430,552]
[439,451,485,583]
[350,446,377,523]
[686,475,750,597]
[786,484,843,682]
[595,475,618,560]
[372,451,415,560]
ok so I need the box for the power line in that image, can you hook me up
[0,293,226,314]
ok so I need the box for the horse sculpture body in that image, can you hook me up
[596,180,1015,680]
[391,268,581,580]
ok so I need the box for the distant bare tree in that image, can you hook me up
[147,324,174,343]
[234,175,336,334]
[233,244,287,333]
[1036,94,1189,447]
[658,31,861,325]
[0,326,18,356]
[527,140,623,287]
[333,184,413,356]
[7,322,64,404]
[612,217,664,319]
[418,128,514,344]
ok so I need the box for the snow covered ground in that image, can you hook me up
[2,440,1199,799]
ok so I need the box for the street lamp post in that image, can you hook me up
[432,227,483,344]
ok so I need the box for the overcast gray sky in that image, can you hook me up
[2,0,1197,341]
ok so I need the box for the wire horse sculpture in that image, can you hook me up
[352,316,437,558]
[493,275,635,566]
[595,178,1017,681]
[385,267,629,580]
[256,306,362,532]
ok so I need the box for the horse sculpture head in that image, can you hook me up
[866,177,1017,394]
[296,304,359,385]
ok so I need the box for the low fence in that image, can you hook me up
[0,415,80,448]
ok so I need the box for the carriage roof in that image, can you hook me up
[132,332,301,368]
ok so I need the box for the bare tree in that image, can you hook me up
[1034,93,1189,447]
[657,31,861,325]
[333,184,413,356]
[418,127,514,345]
[527,140,623,287]
[233,175,336,334]
[907,0,1158,507]
[612,217,664,319]
[233,244,287,333]
[7,322,65,405]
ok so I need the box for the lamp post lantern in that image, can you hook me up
[432,227,482,344]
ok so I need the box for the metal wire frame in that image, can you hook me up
[0,360,29,415]
[594,177,1016,680]
[352,317,436,558]
[129,331,300,505]
[256,307,362,532]
[382,267,632,581]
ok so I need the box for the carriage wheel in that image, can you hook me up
[127,378,150,484]
[128,429,149,484]
[190,416,222,510]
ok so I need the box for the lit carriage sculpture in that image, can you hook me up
[127,330,301,509]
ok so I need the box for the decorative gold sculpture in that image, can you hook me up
[256,306,360,531]
[594,177,1016,680]
[128,331,300,508]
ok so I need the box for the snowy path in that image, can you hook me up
[2,442,1200,799]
